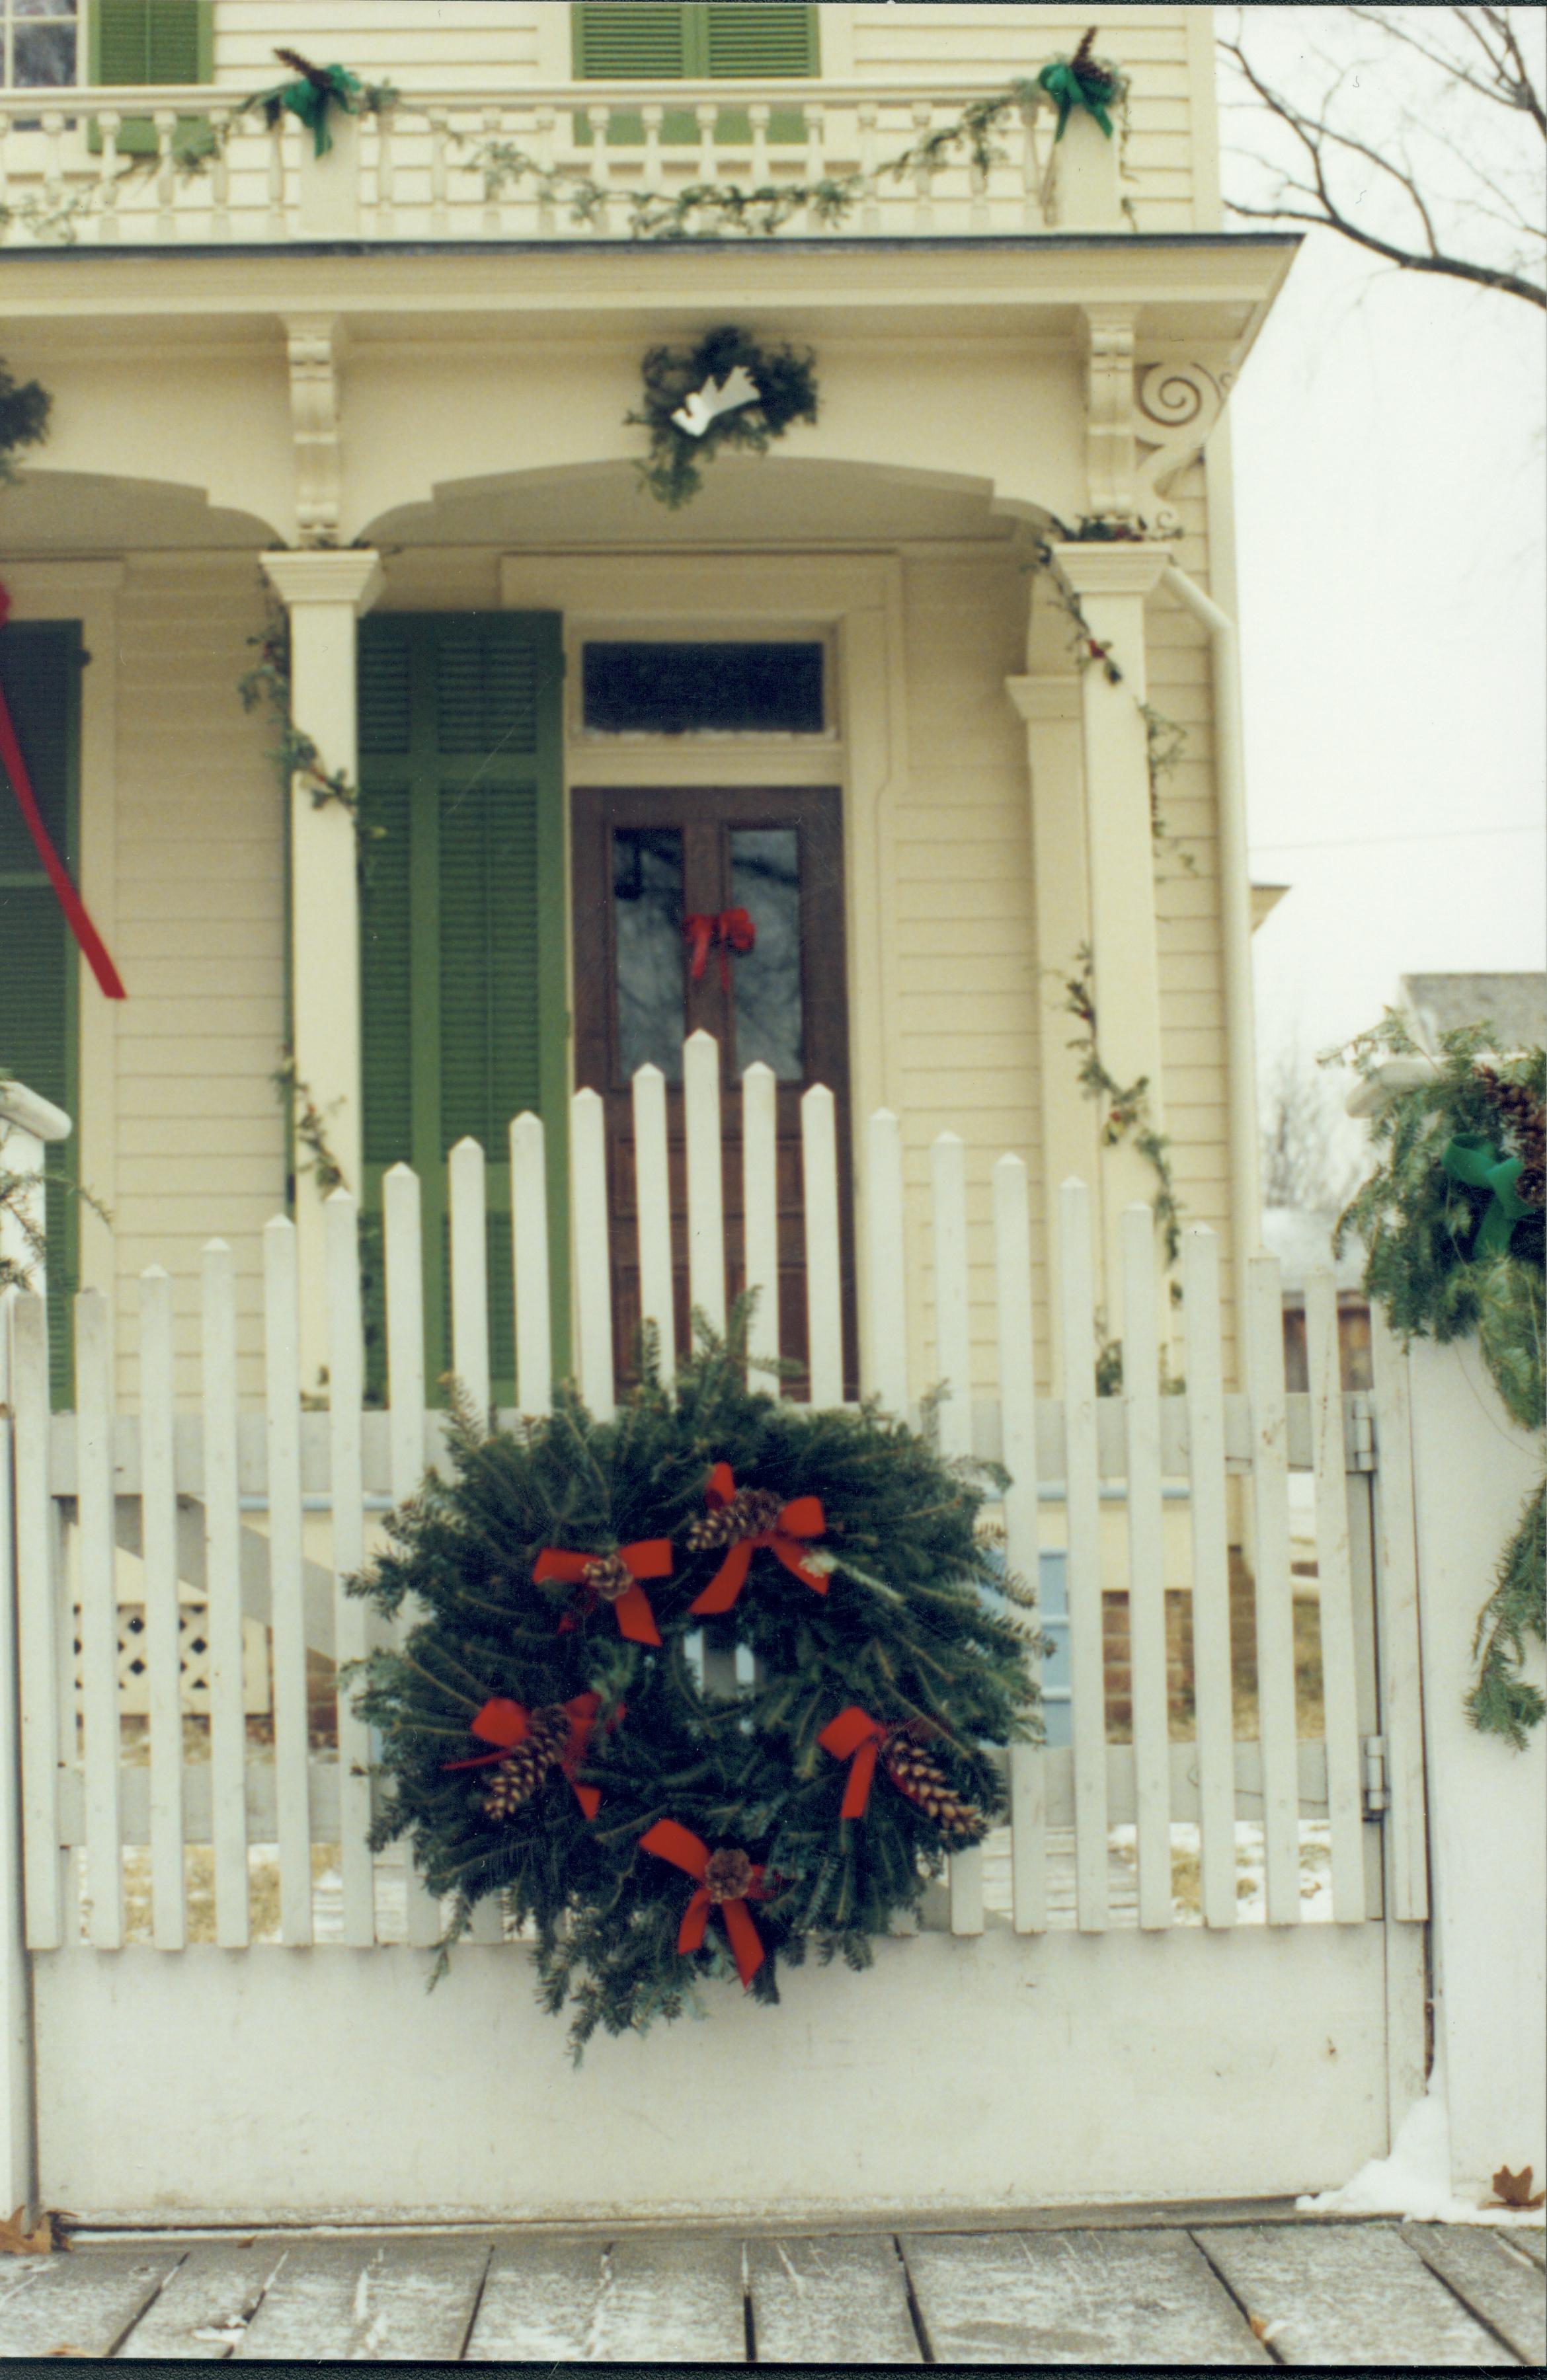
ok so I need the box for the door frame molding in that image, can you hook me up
[500,550,909,1396]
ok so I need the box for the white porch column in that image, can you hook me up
[1051,543,1171,1315]
[1005,675,1103,1381]
[259,548,385,1387]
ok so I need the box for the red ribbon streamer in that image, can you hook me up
[688,1462,827,1618]
[445,1691,614,1820]
[534,1540,673,1646]
[682,907,755,993]
[640,1818,767,1987]
[818,1705,890,1821]
[0,582,126,1001]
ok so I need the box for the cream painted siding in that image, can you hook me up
[212,3,547,79]
[892,553,1042,1395]
[110,560,284,1404]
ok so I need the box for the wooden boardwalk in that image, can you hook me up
[0,2213,1539,2363]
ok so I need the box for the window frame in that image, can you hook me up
[573,625,840,746]
[1,0,82,93]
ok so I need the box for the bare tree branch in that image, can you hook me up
[1221,6,1546,310]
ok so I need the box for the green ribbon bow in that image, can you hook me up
[1037,59,1117,141]
[1442,1133,1535,1260]
[258,64,363,159]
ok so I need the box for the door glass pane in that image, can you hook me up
[731,827,803,1081]
[614,827,685,1081]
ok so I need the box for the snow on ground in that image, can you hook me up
[1298,2061,1547,2229]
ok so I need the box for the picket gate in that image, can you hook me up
[1,1036,1431,2223]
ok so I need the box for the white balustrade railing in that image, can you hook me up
[0,77,1088,247]
[2,1032,1427,1965]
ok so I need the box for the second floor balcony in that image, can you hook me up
[0,69,1140,249]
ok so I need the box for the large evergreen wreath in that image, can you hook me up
[351,1328,1039,2049]
[626,325,818,510]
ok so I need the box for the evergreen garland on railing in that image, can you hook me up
[1333,1013,1546,1747]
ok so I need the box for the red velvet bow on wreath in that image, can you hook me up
[640,1818,768,1985]
[534,1541,673,1646]
[682,906,755,993]
[816,1705,989,1843]
[446,1691,614,1820]
[686,1462,827,1617]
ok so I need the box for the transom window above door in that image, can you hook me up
[580,641,829,737]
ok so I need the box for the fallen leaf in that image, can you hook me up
[1250,2314,1267,2340]
[0,2205,67,2257]
[1490,2164,1546,2209]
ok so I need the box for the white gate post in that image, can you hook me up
[0,1077,72,2218]
[1406,1333,1546,2198]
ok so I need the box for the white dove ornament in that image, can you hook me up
[671,364,760,438]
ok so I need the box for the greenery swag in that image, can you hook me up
[350,1323,1040,2050]
[627,325,818,508]
[249,49,397,159]
[0,361,50,486]
[1335,1014,1545,1747]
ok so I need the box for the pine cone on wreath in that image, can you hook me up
[482,1705,571,1820]
[1479,1067,1546,1209]
[686,1486,785,1553]
[881,1726,988,1845]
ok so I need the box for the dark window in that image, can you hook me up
[582,642,824,736]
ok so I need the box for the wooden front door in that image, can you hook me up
[572,784,854,1396]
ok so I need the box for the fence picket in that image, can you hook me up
[1368,1313,1428,1922]
[449,1137,491,1419]
[930,1133,971,1459]
[9,1296,61,1948]
[138,1266,184,1950]
[263,1218,312,1946]
[1182,1228,1236,1929]
[1121,1206,1171,1931]
[742,1063,778,1383]
[1058,1180,1107,1931]
[1306,1268,1367,1923]
[571,1089,615,1421]
[802,1085,843,1410]
[327,1191,376,1946]
[201,1243,249,1950]
[684,1030,726,1338]
[510,1114,552,1416]
[384,1165,447,1950]
[633,1064,676,1381]
[76,1288,124,1950]
[993,1153,1044,1932]
[1245,1252,1301,1925]
[866,1109,908,1414]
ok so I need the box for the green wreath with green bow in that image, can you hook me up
[246,48,397,159]
[1037,28,1129,141]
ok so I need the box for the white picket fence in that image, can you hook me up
[5,1032,1428,1965]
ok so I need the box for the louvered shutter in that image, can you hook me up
[572,3,815,143]
[357,613,567,1404]
[573,3,690,78]
[90,0,213,157]
[703,5,818,77]
[0,623,81,1406]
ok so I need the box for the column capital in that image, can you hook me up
[1049,543,1173,602]
[260,548,385,614]
[1005,675,1082,725]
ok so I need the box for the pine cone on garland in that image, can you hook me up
[482,1705,571,1820]
[686,1486,786,1553]
[882,1727,988,1845]
[1070,26,1122,103]
[1478,1067,1546,1208]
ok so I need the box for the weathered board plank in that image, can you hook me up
[1403,2224,1547,2365]
[900,2228,1269,2365]
[467,2231,746,2363]
[1195,2222,1517,2367]
[116,2238,292,2359]
[747,2233,920,2365]
[0,2245,185,2360]
[1511,2225,1545,2270]
[231,2235,490,2361]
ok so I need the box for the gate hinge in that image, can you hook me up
[1362,1734,1390,1816]
[1349,1399,1377,1473]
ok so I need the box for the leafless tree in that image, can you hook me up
[1220,7,1545,309]
[1260,1040,1368,1214]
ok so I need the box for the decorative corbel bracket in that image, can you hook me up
[1079,303,1138,521]
[284,312,345,547]
[1132,361,1230,531]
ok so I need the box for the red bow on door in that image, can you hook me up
[0,582,126,1000]
[683,907,755,993]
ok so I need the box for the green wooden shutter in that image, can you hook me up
[0,623,81,1408]
[572,2,815,142]
[358,613,568,1406]
[89,0,214,157]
